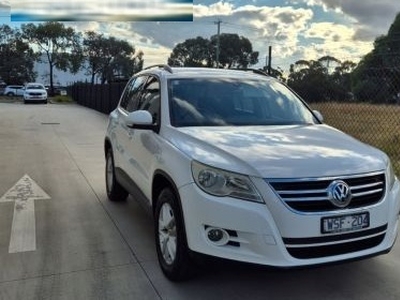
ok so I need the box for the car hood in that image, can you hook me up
[164,124,387,178]
[25,89,46,93]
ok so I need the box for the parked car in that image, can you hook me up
[24,83,48,104]
[104,65,400,281]
[0,82,6,95]
[55,86,67,96]
[4,85,25,97]
[45,85,67,96]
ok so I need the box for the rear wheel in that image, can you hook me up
[105,149,128,201]
[155,188,193,281]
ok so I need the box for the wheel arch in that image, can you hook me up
[152,170,182,216]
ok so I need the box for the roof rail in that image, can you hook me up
[229,68,269,77]
[143,64,173,73]
[250,69,270,76]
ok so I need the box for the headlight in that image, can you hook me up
[387,160,396,190]
[191,161,263,203]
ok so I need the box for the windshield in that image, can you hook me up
[27,85,45,90]
[168,77,318,127]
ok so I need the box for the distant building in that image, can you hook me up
[33,57,91,86]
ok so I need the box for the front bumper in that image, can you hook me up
[24,95,47,101]
[179,177,400,267]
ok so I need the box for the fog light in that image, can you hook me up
[205,227,229,246]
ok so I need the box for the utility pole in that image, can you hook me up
[267,46,272,75]
[214,20,221,68]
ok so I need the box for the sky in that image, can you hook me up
[1,0,400,74]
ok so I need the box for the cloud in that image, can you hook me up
[194,1,234,16]
[302,0,400,40]
[69,2,373,70]
[4,0,397,71]
[300,22,373,62]
[120,3,315,67]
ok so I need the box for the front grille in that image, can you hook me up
[268,172,385,213]
[283,225,387,259]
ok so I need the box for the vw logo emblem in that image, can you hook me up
[328,180,352,208]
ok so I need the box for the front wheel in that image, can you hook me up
[105,149,128,201]
[155,188,193,281]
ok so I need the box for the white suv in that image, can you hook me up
[104,65,400,281]
[24,82,48,104]
[4,85,25,97]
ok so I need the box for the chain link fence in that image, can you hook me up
[288,64,400,176]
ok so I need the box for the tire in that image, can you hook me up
[155,188,193,281]
[6,92,14,96]
[105,150,128,201]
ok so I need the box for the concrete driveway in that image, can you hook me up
[0,102,399,300]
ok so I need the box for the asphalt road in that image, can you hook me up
[0,100,399,300]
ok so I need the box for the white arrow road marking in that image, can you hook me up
[0,174,51,253]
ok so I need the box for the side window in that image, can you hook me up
[138,76,160,124]
[119,78,136,110]
[119,76,148,112]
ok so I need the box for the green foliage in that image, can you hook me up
[21,22,83,93]
[83,31,143,84]
[1,22,144,88]
[210,33,259,68]
[0,25,37,84]
[352,13,400,103]
[168,34,258,68]
[287,57,355,102]
[168,36,213,67]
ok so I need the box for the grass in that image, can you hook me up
[310,102,400,176]
[50,95,74,103]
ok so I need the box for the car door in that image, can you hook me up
[124,76,162,200]
[113,75,148,177]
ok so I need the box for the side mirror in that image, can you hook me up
[125,110,156,130]
[313,110,324,123]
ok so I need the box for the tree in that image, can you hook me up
[83,32,141,84]
[352,13,400,103]
[21,22,82,94]
[82,31,105,85]
[168,36,213,67]
[331,60,357,100]
[287,59,329,102]
[108,49,144,83]
[318,55,340,73]
[211,33,259,68]
[287,57,355,102]
[168,34,259,68]
[0,25,37,84]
